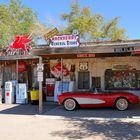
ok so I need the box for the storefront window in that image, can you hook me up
[105,69,140,90]
[78,71,90,89]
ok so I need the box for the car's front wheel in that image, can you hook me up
[64,98,77,111]
[115,98,129,111]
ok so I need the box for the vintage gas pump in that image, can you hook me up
[5,81,15,104]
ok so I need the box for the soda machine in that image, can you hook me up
[16,83,28,104]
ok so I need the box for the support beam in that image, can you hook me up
[16,60,18,82]
[39,57,43,114]
[61,58,63,93]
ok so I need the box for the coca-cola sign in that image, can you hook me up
[18,61,26,72]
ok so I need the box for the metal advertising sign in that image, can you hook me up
[44,28,59,40]
[37,71,43,82]
[49,34,80,48]
[77,53,95,58]
[79,62,88,71]
[6,34,32,56]
[49,30,80,48]
[114,46,135,53]
[113,64,133,70]
[37,63,44,72]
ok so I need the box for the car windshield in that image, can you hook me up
[88,87,98,93]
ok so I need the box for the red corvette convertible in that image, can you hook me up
[58,88,140,111]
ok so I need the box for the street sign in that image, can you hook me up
[72,29,79,36]
[37,71,43,82]
[37,63,44,71]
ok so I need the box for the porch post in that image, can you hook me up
[16,60,18,82]
[61,58,63,93]
[39,56,43,114]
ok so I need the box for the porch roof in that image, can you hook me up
[0,39,140,60]
[0,55,40,61]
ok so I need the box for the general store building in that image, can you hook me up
[0,39,140,103]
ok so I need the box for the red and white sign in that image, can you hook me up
[77,53,95,58]
[49,34,79,48]
[46,78,55,85]
[50,62,69,78]
[6,34,32,56]
[18,61,26,72]
[132,50,140,55]
[46,78,55,97]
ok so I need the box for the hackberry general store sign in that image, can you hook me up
[49,34,80,48]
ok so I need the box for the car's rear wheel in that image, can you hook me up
[115,98,129,111]
[64,98,77,111]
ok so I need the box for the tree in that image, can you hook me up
[0,0,48,48]
[61,0,127,42]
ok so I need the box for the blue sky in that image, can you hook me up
[0,0,140,39]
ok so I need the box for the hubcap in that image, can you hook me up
[116,98,128,110]
[64,99,76,110]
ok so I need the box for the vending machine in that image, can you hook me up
[54,81,62,102]
[54,81,75,102]
[46,78,55,101]
[5,81,15,104]
[16,83,28,104]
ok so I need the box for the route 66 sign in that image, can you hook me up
[72,29,79,36]
[79,62,88,71]
[37,63,44,71]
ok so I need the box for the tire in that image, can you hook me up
[64,98,77,111]
[115,98,129,111]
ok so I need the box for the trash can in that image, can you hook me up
[30,89,39,105]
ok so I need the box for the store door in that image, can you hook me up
[78,71,90,89]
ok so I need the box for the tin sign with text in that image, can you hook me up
[37,63,44,72]
[49,33,80,48]
[44,28,59,40]
[37,71,43,82]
